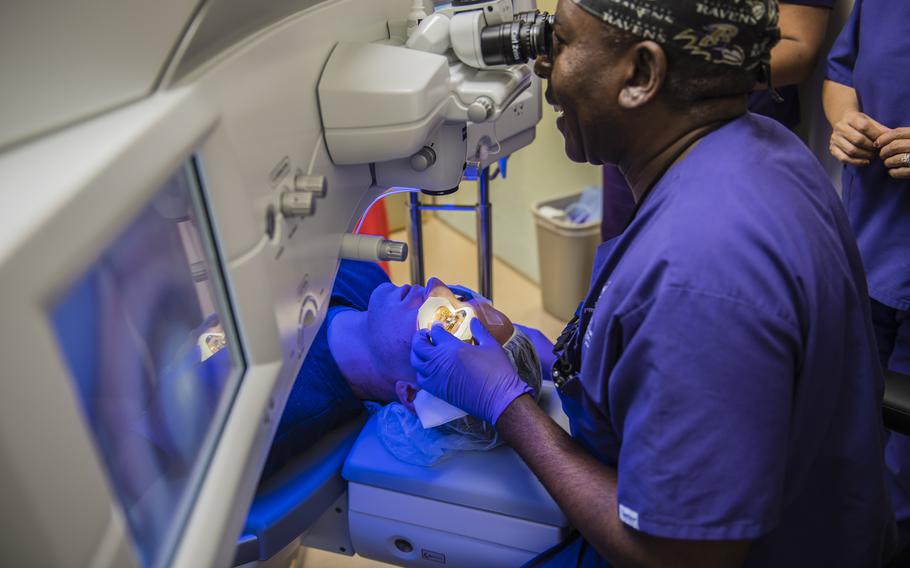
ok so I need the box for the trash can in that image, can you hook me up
[532,193,602,321]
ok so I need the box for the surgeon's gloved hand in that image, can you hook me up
[514,324,556,382]
[411,318,534,426]
[445,284,484,302]
[364,282,425,384]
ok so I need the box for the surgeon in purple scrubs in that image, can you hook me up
[824,0,910,560]
[410,1,895,566]
[602,0,835,241]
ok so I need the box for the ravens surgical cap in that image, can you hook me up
[572,0,781,74]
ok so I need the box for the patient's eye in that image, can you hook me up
[198,327,227,361]
[432,306,466,334]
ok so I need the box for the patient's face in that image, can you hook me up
[428,303,468,335]
[363,277,514,402]
[422,278,514,344]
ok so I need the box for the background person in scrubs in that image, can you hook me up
[823,0,910,560]
[749,0,835,129]
[601,0,836,241]
[410,0,895,565]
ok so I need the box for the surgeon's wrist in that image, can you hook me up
[492,391,536,429]
[491,382,535,427]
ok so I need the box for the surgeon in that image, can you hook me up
[410,1,895,566]
[823,0,910,561]
[262,260,541,476]
[600,0,835,240]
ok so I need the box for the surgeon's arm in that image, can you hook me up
[496,397,750,568]
[767,4,830,88]
[411,321,750,566]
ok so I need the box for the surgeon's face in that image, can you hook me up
[535,0,625,164]
[363,278,514,405]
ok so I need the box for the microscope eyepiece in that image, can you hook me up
[479,11,554,66]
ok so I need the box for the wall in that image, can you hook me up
[433,0,603,284]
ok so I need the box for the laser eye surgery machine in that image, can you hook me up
[0,1,571,567]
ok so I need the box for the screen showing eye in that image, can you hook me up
[50,160,243,567]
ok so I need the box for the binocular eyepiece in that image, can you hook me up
[480,10,554,66]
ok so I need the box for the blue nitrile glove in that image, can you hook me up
[446,284,485,302]
[514,324,557,382]
[363,282,425,384]
[410,318,534,426]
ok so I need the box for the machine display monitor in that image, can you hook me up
[50,161,244,567]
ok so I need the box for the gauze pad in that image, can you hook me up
[412,389,468,428]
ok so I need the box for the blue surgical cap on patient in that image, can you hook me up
[375,327,542,466]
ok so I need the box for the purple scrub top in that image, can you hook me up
[827,0,910,311]
[827,0,910,532]
[560,114,893,566]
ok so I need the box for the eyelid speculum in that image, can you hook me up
[417,296,477,342]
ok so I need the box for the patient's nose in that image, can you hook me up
[424,277,448,298]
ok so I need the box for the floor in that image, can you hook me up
[296,218,565,567]
[300,547,394,567]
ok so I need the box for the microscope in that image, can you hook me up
[322,0,552,292]
[0,2,561,567]
[319,0,553,194]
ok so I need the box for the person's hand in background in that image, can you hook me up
[876,127,910,179]
[829,110,889,166]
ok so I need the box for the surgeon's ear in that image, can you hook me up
[618,41,666,110]
[394,380,418,413]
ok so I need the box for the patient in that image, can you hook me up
[262,260,541,476]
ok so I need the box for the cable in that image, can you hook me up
[229,130,322,269]
[354,187,422,234]
[228,234,268,270]
[306,132,325,176]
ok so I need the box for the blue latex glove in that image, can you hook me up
[363,282,425,384]
[445,284,487,303]
[410,318,534,425]
[514,324,557,382]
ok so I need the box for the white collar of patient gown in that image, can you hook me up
[412,389,468,429]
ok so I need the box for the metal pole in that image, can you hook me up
[417,204,476,212]
[476,167,493,300]
[408,191,425,285]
